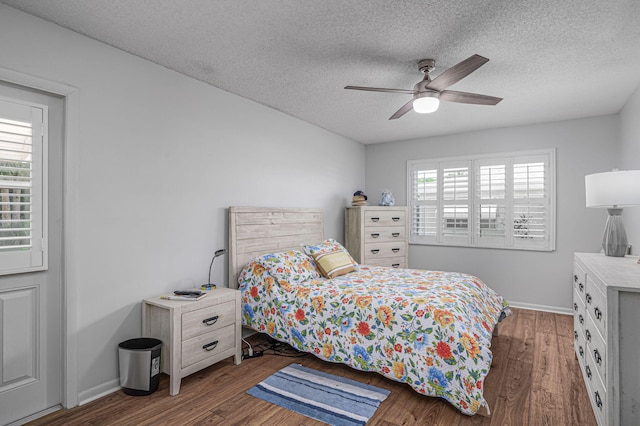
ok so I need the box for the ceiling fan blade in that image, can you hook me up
[425,54,489,91]
[440,90,502,105]
[389,100,415,120]
[345,85,417,95]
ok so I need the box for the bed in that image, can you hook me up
[229,207,510,416]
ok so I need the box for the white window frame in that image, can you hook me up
[407,148,556,251]
[0,96,48,275]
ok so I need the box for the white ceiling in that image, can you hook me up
[3,0,640,144]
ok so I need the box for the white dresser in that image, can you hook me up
[345,206,408,268]
[573,253,640,426]
[142,287,242,395]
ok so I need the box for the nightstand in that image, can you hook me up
[142,287,241,395]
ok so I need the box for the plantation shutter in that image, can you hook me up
[474,158,508,246]
[0,98,46,274]
[512,154,550,249]
[440,161,470,244]
[409,162,438,243]
[408,149,555,251]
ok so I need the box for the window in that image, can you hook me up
[408,149,555,251]
[0,98,47,274]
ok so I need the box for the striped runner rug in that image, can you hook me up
[247,364,390,426]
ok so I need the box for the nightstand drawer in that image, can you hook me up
[181,324,236,368]
[364,209,406,227]
[182,300,236,340]
[363,226,406,243]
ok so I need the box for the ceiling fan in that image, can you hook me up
[345,54,502,120]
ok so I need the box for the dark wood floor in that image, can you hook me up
[28,308,596,426]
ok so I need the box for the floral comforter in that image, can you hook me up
[239,262,510,415]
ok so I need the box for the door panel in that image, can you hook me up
[0,287,36,389]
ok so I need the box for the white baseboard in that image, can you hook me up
[78,378,120,406]
[507,300,572,315]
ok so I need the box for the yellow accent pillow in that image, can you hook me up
[312,249,356,279]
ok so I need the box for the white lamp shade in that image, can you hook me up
[585,170,640,208]
[413,94,440,114]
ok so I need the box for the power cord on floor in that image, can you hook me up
[241,337,264,359]
[241,337,307,359]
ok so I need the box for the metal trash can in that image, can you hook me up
[118,338,162,396]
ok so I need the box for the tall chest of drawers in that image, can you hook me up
[573,253,640,426]
[345,206,408,268]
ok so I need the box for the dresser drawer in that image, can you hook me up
[586,276,606,340]
[573,288,586,367]
[573,262,586,304]
[574,313,586,364]
[364,256,406,268]
[363,226,406,243]
[182,300,236,341]
[585,355,607,426]
[181,323,236,368]
[364,209,406,227]
[363,242,406,261]
[573,288,585,326]
[586,314,606,382]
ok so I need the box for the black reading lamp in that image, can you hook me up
[204,248,228,290]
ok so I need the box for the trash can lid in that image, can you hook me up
[119,338,162,350]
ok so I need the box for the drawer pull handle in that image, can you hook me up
[579,283,584,292]
[586,293,592,304]
[203,340,219,351]
[371,233,380,238]
[392,217,400,222]
[202,315,219,326]
[579,346,584,357]
[392,232,400,237]
[573,302,578,311]
[370,217,380,222]
[586,365,592,379]
[578,314,584,325]
[574,274,578,282]
[392,263,400,268]
[595,391,603,409]
[573,330,578,340]
[392,248,400,253]
[594,307,602,320]
[585,329,591,342]
[594,348,602,365]
[371,249,380,254]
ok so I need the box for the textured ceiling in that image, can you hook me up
[2,0,640,144]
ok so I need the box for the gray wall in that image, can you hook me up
[365,116,619,311]
[0,5,365,403]
[620,84,640,252]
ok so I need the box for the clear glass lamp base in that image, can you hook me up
[602,208,628,257]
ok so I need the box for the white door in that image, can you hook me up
[0,87,63,425]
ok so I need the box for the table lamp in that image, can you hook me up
[585,170,640,257]
[203,248,227,289]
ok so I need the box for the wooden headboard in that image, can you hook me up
[228,207,324,289]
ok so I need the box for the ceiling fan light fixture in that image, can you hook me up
[412,92,440,114]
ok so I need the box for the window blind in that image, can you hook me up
[0,117,33,251]
[0,98,46,274]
